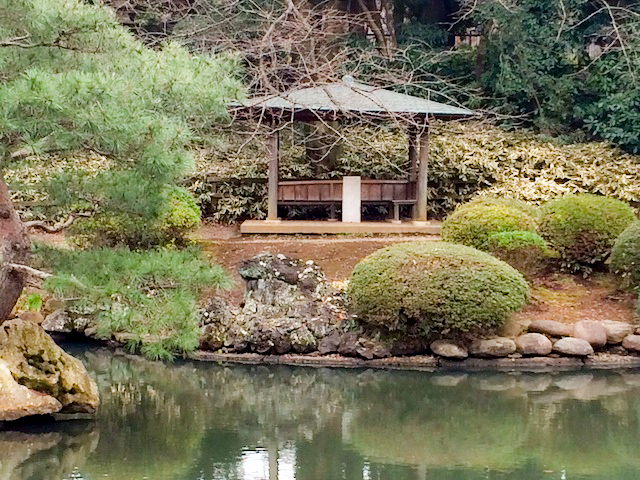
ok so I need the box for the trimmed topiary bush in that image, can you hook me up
[347,242,529,335]
[539,194,636,272]
[610,221,640,288]
[487,230,555,278]
[459,196,539,217]
[442,204,537,251]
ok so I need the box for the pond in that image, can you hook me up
[3,346,640,480]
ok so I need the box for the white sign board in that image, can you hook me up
[342,176,361,223]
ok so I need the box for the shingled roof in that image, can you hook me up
[232,76,475,121]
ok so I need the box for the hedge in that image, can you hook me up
[347,241,529,335]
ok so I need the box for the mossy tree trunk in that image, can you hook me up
[0,176,30,322]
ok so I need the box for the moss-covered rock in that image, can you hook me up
[442,204,537,251]
[539,194,636,272]
[0,319,100,413]
[347,242,529,335]
[0,360,62,421]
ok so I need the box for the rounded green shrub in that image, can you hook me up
[539,194,636,271]
[347,241,529,334]
[159,187,202,233]
[442,204,537,251]
[460,196,539,217]
[487,230,555,278]
[610,221,640,288]
[70,187,201,248]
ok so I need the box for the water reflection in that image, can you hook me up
[4,346,640,480]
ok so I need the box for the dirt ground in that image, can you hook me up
[197,225,638,328]
[33,224,638,328]
[195,223,439,304]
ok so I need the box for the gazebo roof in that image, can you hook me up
[232,76,475,121]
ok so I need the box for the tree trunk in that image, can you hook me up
[0,175,30,322]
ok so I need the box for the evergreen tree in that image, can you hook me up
[0,0,243,319]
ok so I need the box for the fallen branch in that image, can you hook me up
[24,212,91,233]
[7,263,53,280]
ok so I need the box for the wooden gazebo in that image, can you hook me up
[231,76,474,234]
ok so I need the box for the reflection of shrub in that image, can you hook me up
[347,242,529,335]
[487,230,555,278]
[539,194,636,272]
[70,187,201,248]
[610,221,640,289]
[442,204,537,251]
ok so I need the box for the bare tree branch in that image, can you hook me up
[7,263,52,280]
[24,213,92,233]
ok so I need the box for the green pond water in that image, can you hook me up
[3,346,640,480]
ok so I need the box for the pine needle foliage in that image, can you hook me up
[0,0,243,237]
[34,245,232,360]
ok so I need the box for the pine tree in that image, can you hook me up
[0,0,243,320]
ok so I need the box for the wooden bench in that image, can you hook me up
[277,179,417,221]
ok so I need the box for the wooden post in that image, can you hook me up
[267,128,280,221]
[415,126,429,222]
[408,128,418,182]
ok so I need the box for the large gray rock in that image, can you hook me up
[355,338,391,360]
[337,332,359,357]
[515,333,552,356]
[41,309,73,333]
[0,361,62,421]
[0,319,100,414]
[529,320,573,337]
[390,337,430,356]
[318,330,342,354]
[622,335,640,352]
[430,340,468,359]
[41,308,96,337]
[552,337,594,356]
[573,320,607,349]
[600,320,635,344]
[199,253,347,355]
[469,338,516,358]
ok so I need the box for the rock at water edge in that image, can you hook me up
[0,361,62,421]
[600,320,634,344]
[0,319,100,413]
[469,338,516,358]
[515,333,552,356]
[552,337,594,356]
[430,340,468,359]
[573,320,607,349]
[622,335,640,352]
[529,320,573,337]
[41,309,73,333]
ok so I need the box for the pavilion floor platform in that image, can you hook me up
[240,220,442,235]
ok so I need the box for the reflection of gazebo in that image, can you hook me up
[232,76,474,234]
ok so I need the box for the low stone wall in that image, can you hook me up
[192,351,640,373]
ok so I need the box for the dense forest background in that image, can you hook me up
[103,0,640,153]
[3,0,640,228]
